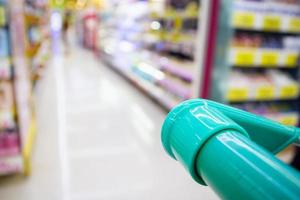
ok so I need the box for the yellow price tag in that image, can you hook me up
[255,86,274,100]
[227,88,248,101]
[165,8,176,18]
[234,50,255,66]
[285,53,298,67]
[172,34,181,42]
[261,51,279,66]
[280,85,299,99]
[289,17,300,33]
[263,15,281,31]
[233,12,255,29]
[279,116,298,126]
[150,12,159,19]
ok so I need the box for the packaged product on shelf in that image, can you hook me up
[230,35,299,67]
[0,81,15,130]
[283,36,300,50]
[0,28,9,57]
[0,81,14,111]
[0,131,19,157]
[0,57,10,79]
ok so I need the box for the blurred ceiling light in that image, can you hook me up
[150,21,161,30]
[138,62,165,80]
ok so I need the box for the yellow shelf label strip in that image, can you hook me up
[263,15,281,31]
[227,88,249,101]
[233,11,256,29]
[261,51,279,67]
[255,86,275,100]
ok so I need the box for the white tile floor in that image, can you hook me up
[0,44,219,200]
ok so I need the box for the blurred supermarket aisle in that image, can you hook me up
[0,0,299,199]
[0,42,219,200]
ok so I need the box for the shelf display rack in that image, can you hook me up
[97,0,208,110]
[0,0,36,176]
[96,0,299,127]
[24,0,51,85]
[210,0,300,127]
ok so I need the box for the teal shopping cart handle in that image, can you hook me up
[162,99,300,157]
[161,99,300,200]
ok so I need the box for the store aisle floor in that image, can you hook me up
[0,45,218,200]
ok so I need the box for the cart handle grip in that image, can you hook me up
[161,99,300,200]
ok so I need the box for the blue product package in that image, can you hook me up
[0,28,9,57]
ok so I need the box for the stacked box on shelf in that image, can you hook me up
[211,0,300,126]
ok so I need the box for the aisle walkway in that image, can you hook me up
[0,45,218,200]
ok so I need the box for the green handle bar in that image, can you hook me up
[161,99,300,200]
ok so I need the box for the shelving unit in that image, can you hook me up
[24,0,51,85]
[96,0,299,127]
[0,0,22,175]
[0,0,36,176]
[97,0,207,109]
[211,0,300,126]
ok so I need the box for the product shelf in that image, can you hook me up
[125,50,193,100]
[232,1,300,33]
[96,0,208,111]
[233,101,299,126]
[227,84,299,102]
[158,56,194,82]
[230,47,299,68]
[268,112,299,126]
[210,0,300,127]
[102,52,180,110]
[0,0,41,176]
[148,31,196,43]
[227,70,299,102]
[158,78,192,99]
[150,6,199,21]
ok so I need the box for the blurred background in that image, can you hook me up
[0,0,299,199]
